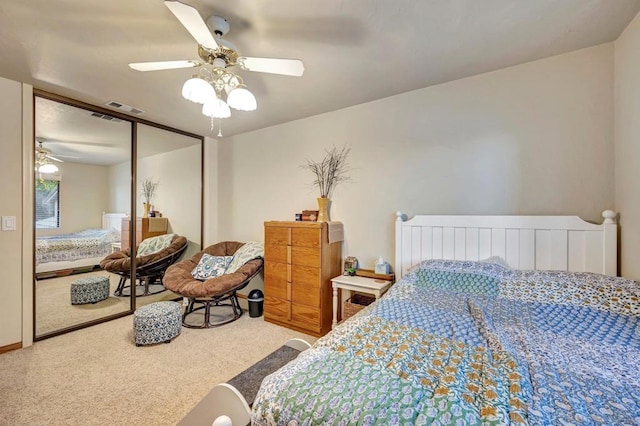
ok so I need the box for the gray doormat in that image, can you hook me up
[227,345,301,407]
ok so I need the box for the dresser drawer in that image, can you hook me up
[292,304,320,327]
[291,265,320,287]
[265,244,290,263]
[264,262,289,300]
[264,296,289,322]
[291,228,321,248]
[265,226,291,246]
[291,282,320,308]
[291,246,321,268]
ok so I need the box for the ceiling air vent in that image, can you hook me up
[105,100,145,115]
[90,112,123,123]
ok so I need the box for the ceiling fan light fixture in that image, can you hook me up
[227,85,257,111]
[182,77,215,104]
[202,98,231,118]
[130,1,304,133]
[38,163,59,174]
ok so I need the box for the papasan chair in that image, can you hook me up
[100,234,188,297]
[163,241,264,328]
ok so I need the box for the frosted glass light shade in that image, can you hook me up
[38,163,59,173]
[181,77,215,104]
[202,98,231,118]
[227,86,257,111]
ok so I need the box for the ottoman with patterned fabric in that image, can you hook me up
[70,276,110,305]
[133,301,182,346]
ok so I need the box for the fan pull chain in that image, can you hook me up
[210,117,224,137]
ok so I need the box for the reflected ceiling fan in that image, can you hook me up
[35,138,79,173]
[128,0,304,135]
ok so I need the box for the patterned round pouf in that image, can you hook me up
[133,301,182,346]
[70,276,110,305]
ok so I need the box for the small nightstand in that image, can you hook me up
[330,275,392,329]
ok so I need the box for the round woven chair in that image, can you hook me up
[100,234,188,297]
[163,241,263,328]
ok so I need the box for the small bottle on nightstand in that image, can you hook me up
[374,256,390,274]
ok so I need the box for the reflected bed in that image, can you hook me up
[36,212,126,274]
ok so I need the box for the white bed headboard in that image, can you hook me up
[102,212,128,232]
[395,210,617,278]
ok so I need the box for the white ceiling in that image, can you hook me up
[36,97,200,166]
[1,1,639,140]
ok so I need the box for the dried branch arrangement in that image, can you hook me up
[141,178,159,204]
[302,146,351,198]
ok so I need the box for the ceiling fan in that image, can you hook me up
[35,139,63,174]
[128,0,305,133]
[35,138,81,173]
[36,138,66,163]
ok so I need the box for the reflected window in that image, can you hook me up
[35,178,60,229]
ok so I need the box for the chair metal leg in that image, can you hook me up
[114,276,127,296]
[204,299,212,327]
[230,292,242,319]
[181,293,244,329]
[142,277,150,296]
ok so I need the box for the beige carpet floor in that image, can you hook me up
[0,312,315,425]
[36,271,179,336]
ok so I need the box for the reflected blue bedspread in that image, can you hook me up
[36,228,120,264]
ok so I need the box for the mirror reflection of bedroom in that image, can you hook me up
[34,95,203,338]
[34,96,133,337]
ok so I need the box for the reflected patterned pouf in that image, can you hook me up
[133,301,182,346]
[70,276,110,305]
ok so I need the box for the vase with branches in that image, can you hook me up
[302,146,351,221]
[140,178,159,217]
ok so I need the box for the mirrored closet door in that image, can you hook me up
[133,123,203,309]
[34,92,204,340]
[34,94,133,338]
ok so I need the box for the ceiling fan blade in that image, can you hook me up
[129,60,202,72]
[164,1,218,50]
[238,57,304,77]
[46,154,65,163]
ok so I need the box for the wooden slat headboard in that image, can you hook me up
[395,211,617,278]
[102,212,127,232]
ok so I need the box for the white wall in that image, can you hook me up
[137,144,202,258]
[36,162,110,236]
[614,12,640,280]
[108,160,131,214]
[0,77,26,348]
[219,44,615,272]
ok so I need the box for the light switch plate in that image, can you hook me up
[1,216,16,231]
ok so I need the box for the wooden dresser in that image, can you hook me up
[121,217,168,250]
[263,221,342,337]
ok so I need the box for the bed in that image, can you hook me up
[251,211,639,425]
[35,212,127,274]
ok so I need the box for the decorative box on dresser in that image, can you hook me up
[120,217,169,251]
[263,221,342,337]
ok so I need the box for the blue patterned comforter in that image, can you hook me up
[36,228,120,265]
[252,260,640,425]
